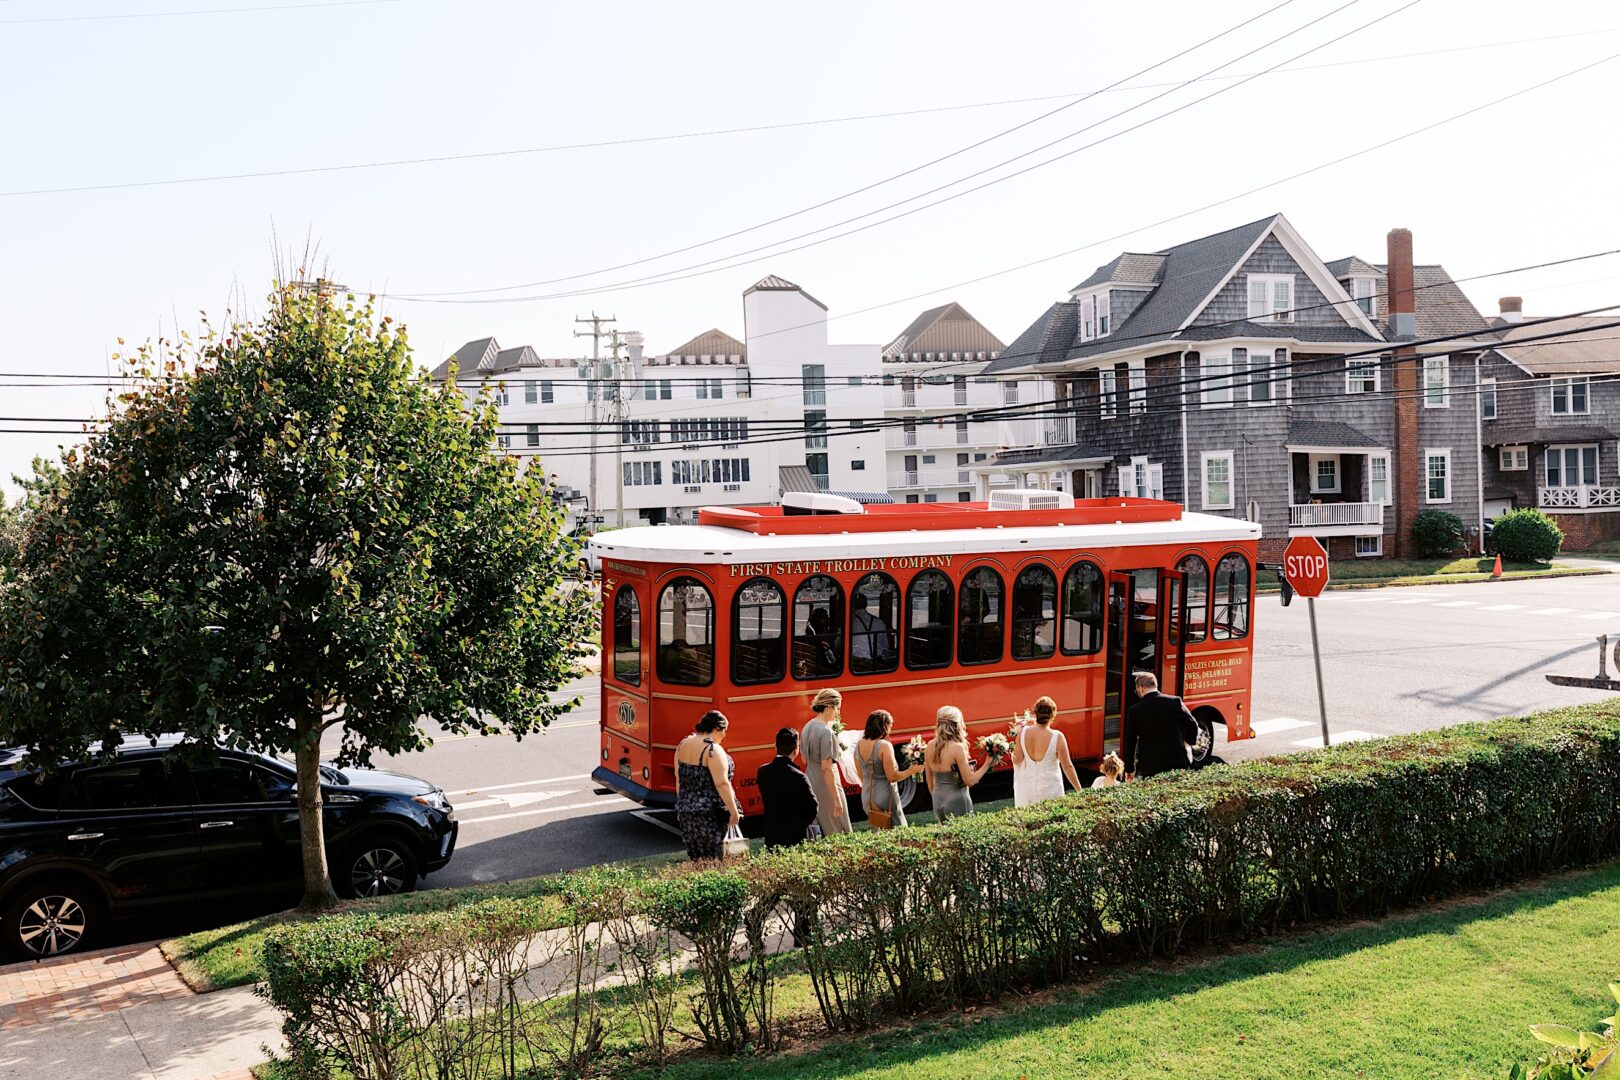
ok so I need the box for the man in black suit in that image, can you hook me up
[1122,671,1199,780]
[756,727,821,849]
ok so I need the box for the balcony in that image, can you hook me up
[1539,485,1620,509]
[889,467,977,491]
[1289,501,1384,534]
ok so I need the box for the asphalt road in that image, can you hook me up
[383,566,1620,890]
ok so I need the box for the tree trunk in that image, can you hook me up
[295,716,339,911]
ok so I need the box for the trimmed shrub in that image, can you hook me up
[1412,508,1466,556]
[260,703,1620,1078]
[1492,508,1564,562]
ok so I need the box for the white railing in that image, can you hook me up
[901,390,917,407]
[1043,416,1075,445]
[888,467,973,490]
[1539,485,1620,509]
[1289,502,1385,528]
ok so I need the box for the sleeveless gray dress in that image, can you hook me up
[857,740,906,827]
[930,748,973,823]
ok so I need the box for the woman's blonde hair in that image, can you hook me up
[934,705,966,744]
[1099,751,1124,779]
[1032,696,1058,724]
[811,688,842,713]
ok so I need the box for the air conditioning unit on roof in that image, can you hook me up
[989,488,1074,511]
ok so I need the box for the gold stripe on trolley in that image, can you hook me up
[652,692,714,703]
[725,662,1104,704]
[1189,647,1250,658]
[1184,692,1238,704]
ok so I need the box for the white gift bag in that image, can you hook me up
[723,824,748,859]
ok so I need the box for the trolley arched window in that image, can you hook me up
[612,586,641,686]
[656,578,714,686]
[1061,561,1103,655]
[905,570,953,670]
[1011,565,1057,661]
[958,566,1004,666]
[1213,553,1251,640]
[731,578,785,685]
[792,575,844,680]
[1177,554,1209,644]
[850,572,900,675]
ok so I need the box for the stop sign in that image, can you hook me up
[1283,536,1331,598]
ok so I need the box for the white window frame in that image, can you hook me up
[1096,290,1111,336]
[525,424,540,448]
[1128,362,1146,414]
[1118,456,1163,499]
[1353,534,1382,557]
[1545,443,1599,489]
[1368,451,1391,506]
[1499,445,1528,472]
[1098,368,1117,420]
[1351,276,1377,317]
[1423,355,1449,408]
[1201,355,1233,409]
[1346,357,1379,394]
[1309,454,1340,495]
[1480,376,1496,421]
[1246,273,1295,323]
[1247,346,1285,405]
[1425,448,1452,504]
[1201,451,1234,510]
[1080,295,1097,341]
[1550,376,1590,415]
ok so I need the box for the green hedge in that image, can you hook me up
[260,703,1620,1078]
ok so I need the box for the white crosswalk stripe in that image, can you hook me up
[1291,729,1377,748]
[1478,603,1525,612]
[1389,597,1436,604]
[1579,611,1620,621]
[1432,600,1478,607]
[1527,607,1577,617]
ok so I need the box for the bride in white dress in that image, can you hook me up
[1011,696,1085,807]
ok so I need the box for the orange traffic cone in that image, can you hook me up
[1491,553,1503,579]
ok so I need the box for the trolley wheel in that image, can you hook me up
[1189,708,1218,766]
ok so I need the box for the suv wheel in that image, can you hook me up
[5,879,98,960]
[338,836,419,899]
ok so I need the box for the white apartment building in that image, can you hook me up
[881,303,1052,503]
[433,275,888,526]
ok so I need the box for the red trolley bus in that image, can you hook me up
[589,492,1259,816]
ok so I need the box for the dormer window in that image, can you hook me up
[1078,290,1111,341]
[1246,274,1294,323]
[1351,276,1378,316]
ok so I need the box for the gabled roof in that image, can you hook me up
[1370,263,1490,341]
[430,336,501,380]
[663,328,747,358]
[1325,256,1381,278]
[496,345,539,369]
[1285,419,1385,451]
[1071,252,1167,291]
[883,301,1005,359]
[1489,315,1620,375]
[995,301,1079,371]
[744,274,827,311]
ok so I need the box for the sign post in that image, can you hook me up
[1283,536,1332,747]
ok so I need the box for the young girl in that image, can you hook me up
[1091,751,1125,788]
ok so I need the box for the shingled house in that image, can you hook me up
[1478,300,1620,548]
[982,214,1489,560]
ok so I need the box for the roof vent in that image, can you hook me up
[988,488,1075,512]
[782,492,865,516]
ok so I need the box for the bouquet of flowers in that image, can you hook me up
[898,734,928,769]
[977,732,1013,763]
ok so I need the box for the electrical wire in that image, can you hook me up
[0,0,396,24]
[390,0,1415,305]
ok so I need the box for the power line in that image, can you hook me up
[9,244,1614,390]
[5,22,1615,201]
[391,0,1414,305]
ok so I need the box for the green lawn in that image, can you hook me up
[167,793,1014,991]
[1256,556,1601,592]
[634,860,1620,1080]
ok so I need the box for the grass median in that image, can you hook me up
[165,792,1013,991]
[1255,555,1603,592]
[633,858,1620,1080]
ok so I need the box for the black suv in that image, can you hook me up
[0,737,457,958]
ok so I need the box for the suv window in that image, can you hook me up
[1,772,65,813]
[192,761,293,804]
[62,760,191,811]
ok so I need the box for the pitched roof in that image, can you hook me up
[1489,315,1620,375]
[1484,422,1618,446]
[1325,256,1380,278]
[430,336,501,380]
[1285,419,1385,450]
[1071,252,1167,291]
[986,445,1115,468]
[883,302,1005,359]
[744,274,826,310]
[1378,264,1491,340]
[663,328,746,358]
[993,301,1079,372]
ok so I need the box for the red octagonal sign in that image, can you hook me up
[1284,535,1331,599]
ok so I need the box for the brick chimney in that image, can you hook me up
[1388,228,1419,558]
[1498,296,1524,324]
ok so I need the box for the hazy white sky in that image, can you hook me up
[3,0,1619,494]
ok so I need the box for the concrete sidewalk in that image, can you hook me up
[0,944,279,1080]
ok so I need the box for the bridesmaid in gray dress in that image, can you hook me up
[925,705,995,823]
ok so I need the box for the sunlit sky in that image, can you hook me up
[4,0,1619,495]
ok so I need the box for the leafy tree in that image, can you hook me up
[0,490,17,578]
[0,285,591,909]
[1491,507,1564,563]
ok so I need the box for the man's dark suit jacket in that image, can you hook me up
[1123,690,1199,778]
[756,755,820,848]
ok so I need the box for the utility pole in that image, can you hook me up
[574,313,616,534]
[607,328,631,528]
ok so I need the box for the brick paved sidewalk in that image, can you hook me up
[0,942,194,1029]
